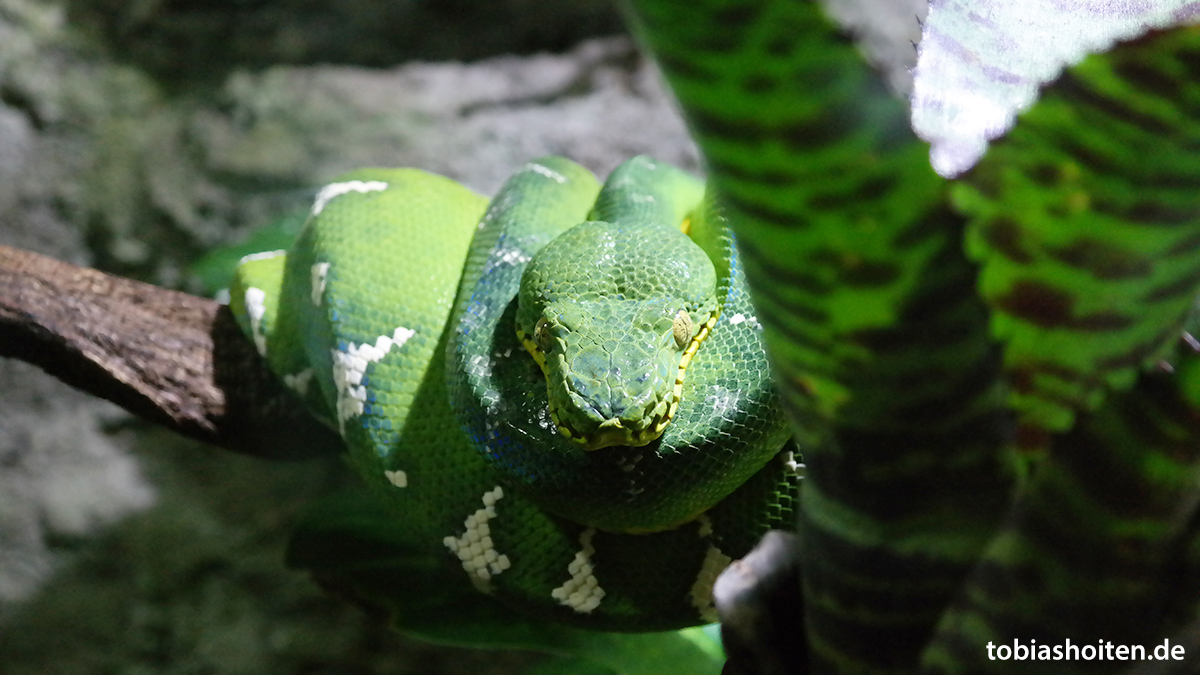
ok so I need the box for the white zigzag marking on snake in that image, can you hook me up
[498,248,530,266]
[523,162,567,184]
[331,326,416,429]
[444,486,510,591]
[782,450,807,478]
[551,527,605,613]
[243,287,268,355]
[311,180,388,215]
[706,385,738,419]
[728,313,762,330]
[238,249,286,264]
[311,262,330,305]
[283,368,313,396]
[688,516,730,623]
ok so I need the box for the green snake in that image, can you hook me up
[216,0,1200,664]
[230,155,800,630]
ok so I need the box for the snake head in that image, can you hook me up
[516,220,717,451]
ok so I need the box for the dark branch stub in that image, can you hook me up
[716,530,806,675]
[0,244,337,460]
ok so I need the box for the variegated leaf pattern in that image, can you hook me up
[956,26,1200,444]
[629,0,1009,671]
[922,331,1200,673]
[629,1,1200,673]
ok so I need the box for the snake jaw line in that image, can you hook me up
[519,329,587,445]
[519,309,719,450]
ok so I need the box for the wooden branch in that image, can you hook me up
[0,244,338,460]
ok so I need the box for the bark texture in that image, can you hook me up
[0,244,336,459]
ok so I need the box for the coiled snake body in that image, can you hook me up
[232,156,800,630]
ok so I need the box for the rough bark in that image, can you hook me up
[0,244,335,460]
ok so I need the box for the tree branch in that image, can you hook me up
[0,244,337,460]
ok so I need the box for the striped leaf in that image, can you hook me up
[922,331,1200,673]
[956,26,1200,441]
[629,0,1011,671]
[628,0,948,425]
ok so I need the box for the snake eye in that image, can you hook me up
[535,317,555,353]
[672,310,693,350]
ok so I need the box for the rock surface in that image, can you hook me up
[0,1,693,672]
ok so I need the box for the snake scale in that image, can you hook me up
[231,155,802,630]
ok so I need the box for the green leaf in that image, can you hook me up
[629,1,1006,670]
[921,333,1200,672]
[957,26,1200,438]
